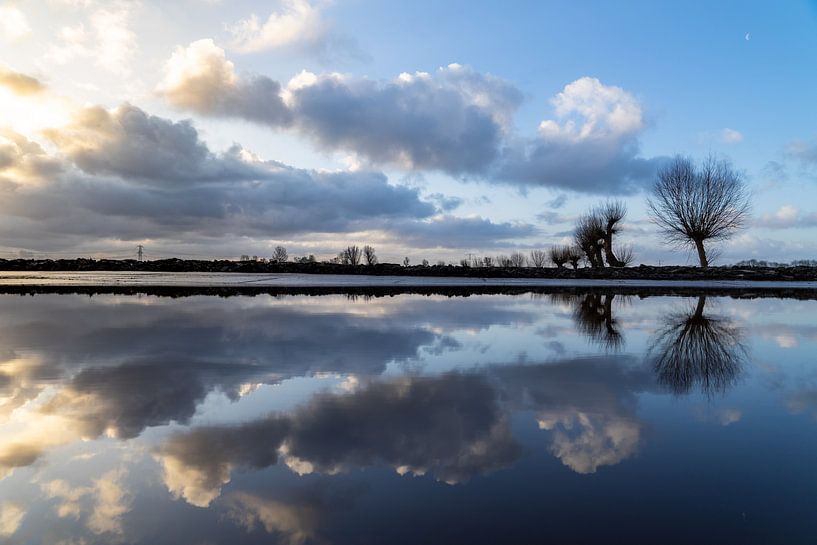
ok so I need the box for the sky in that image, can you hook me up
[0,0,816,264]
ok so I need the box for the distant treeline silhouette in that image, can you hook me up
[238,155,752,270]
[735,259,817,268]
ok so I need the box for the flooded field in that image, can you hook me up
[0,290,815,544]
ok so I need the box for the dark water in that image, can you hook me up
[0,291,815,544]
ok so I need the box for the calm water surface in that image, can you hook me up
[0,291,815,544]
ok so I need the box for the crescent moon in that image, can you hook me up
[745,32,750,41]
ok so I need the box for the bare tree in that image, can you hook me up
[567,245,583,269]
[596,201,627,267]
[363,245,377,266]
[647,296,746,396]
[615,243,634,266]
[421,259,429,267]
[570,293,625,351]
[574,213,606,268]
[648,155,750,268]
[271,245,288,263]
[495,255,512,267]
[482,256,494,267]
[341,245,362,265]
[403,256,410,267]
[529,249,547,268]
[509,252,527,267]
[549,246,569,268]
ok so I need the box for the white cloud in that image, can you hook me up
[538,411,641,474]
[0,5,30,42]
[775,334,798,348]
[0,66,45,95]
[227,0,325,53]
[496,77,659,193]
[41,470,132,535]
[756,205,817,229]
[43,4,137,76]
[87,470,131,535]
[223,493,317,544]
[540,77,644,141]
[720,128,743,143]
[716,408,742,426]
[0,502,25,537]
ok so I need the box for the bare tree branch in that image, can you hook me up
[648,155,751,268]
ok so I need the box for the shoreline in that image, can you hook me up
[0,272,816,300]
[0,259,816,282]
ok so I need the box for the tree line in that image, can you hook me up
[257,155,751,269]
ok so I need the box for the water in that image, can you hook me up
[0,290,814,544]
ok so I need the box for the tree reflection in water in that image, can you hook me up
[551,293,625,351]
[648,296,746,396]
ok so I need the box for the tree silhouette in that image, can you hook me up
[552,293,625,351]
[648,155,750,268]
[597,200,628,267]
[647,296,746,396]
[271,245,288,263]
[575,213,606,268]
[363,245,377,266]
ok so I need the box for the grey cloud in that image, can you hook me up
[161,40,291,125]
[0,112,426,239]
[159,353,659,505]
[161,45,662,194]
[161,41,522,175]
[159,372,520,505]
[0,293,539,445]
[43,104,265,185]
[286,67,522,174]
[40,359,265,439]
[488,356,658,473]
[1,103,529,252]
[282,373,519,483]
[494,136,663,194]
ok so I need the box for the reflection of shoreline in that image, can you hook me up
[648,296,747,396]
[0,284,816,300]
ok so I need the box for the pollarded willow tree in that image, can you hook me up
[574,213,606,268]
[597,201,627,267]
[648,155,751,268]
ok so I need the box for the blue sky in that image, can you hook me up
[0,0,816,263]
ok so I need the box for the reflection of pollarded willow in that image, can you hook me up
[647,296,746,396]
[549,293,625,351]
